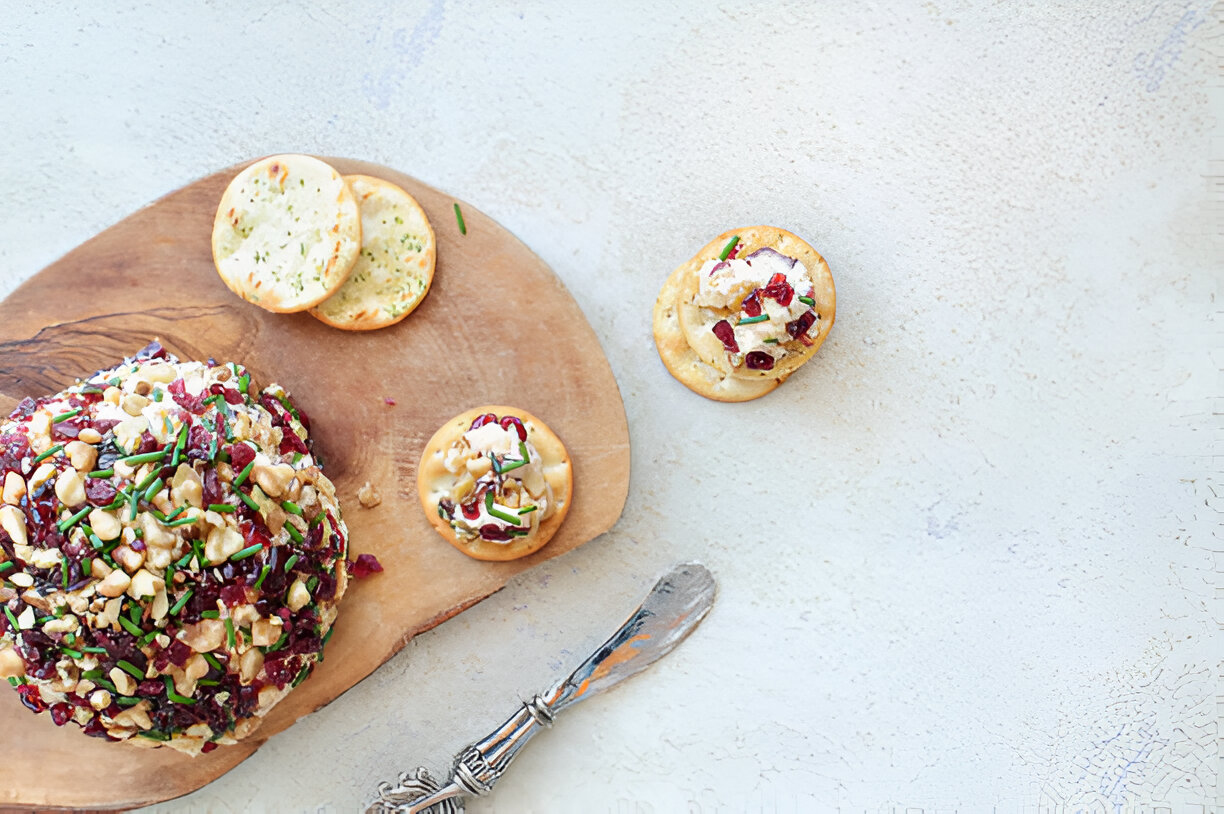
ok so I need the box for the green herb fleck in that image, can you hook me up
[453,203,467,235]
[719,235,740,261]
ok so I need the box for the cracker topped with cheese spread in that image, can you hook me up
[212,154,362,313]
[653,226,835,401]
[417,406,572,562]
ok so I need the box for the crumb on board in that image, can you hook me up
[357,481,382,508]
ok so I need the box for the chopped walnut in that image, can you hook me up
[357,481,382,508]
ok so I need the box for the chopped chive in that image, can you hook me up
[175,550,195,568]
[281,500,302,516]
[274,393,300,420]
[321,626,334,646]
[718,235,740,260]
[6,676,18,686]
[128,489,139,521]
[508,528,530,536]
[498,458,528,474]
[253,564,271,590]
[137,730,170,742]
[169,589,193,616]
[798,295,815,306]
[118,616,144,638]
[291,664,311,687]
[200,610,220,620]
[170,424,188,467]
[88,468,114,479]
[763,338,779,344]
[135,468,161,495]
[283,554,299,572]
[232,460,255,487]
[120,450,167,465]
[129,603,141,624]
[61,646,83,659]
[0,561,13,573]
[116,696,142,706]
[60,558,68,589]
[56,505,91,533]
[162,516,198,528]
[454,203,467,235]
[208,503,236,513]
[4,606,21,631]
[306,576,318,593]
[142,477,164,503]
[267,631,289,652]
[236,490,260,512]
[80,646,107,654]
[82,558,92,577]
[230,543,263,561]
[116,660,144,680]
[165,676,196,705]
[166,506,187,521]
[519,441,530,461]
[517,505,537,515]
[93,677,118,694]
[81,669,103,680]
[737,314,769,325]
[285,524,303,544]
[309,512,325,528]
[52,408,82,423]
[238,373,250,395]
[64,632,76,645]
[33,444,64,464]
[197,678,220,687]
[202,652,223,672]
[224,617,236,649]
[140,629,160,646]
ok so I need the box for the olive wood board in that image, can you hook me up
[0,157,630,811]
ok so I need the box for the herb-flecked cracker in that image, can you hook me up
[212,155,362,313]
[309,175,436,331]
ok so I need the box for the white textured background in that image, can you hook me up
[0,2,1219,811]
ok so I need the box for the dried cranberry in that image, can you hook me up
[137,679,165,696]
[220,584,249,608]
[168,378,206,412]
[479,524,511,542]
[711,320,739,353]
[209,383,244,405]
[499,415,527,442]
[741,290,762,317]
[438,499,455,518]
[85,478,118,506]
[744,351,775,371]
[134,340,167,361]
[9,398,37,421]
[91,418,120,434]
[135,432,159,455]
[383,397,396,406]
[349,553,383,578]
[201,741,218,753]
[461,500,481,520]
[202,468,223,506]
[279,431,309,456]
[785,309,817,339]
[17,685,46,713]
[48,702,73,726]
[52,417,86,441]
[761,273,794,306]
[186,423,213,460]
[469,413,498,430]
[0,433,31,475]
[228,443,256,472]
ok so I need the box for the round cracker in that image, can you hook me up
[676,226,836,380]
[417,405,573,562]
[309,174,436,330]
[652,262,780,402]
[212,154,362,313]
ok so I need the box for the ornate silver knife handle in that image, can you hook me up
[367,562,718,814]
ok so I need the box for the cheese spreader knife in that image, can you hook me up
[366,562,717,813]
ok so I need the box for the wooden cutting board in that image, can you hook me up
[0,158,630,810]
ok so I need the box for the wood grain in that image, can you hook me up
[0,158,630,810]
